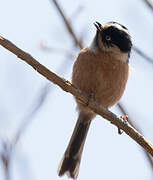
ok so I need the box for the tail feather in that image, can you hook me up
[58,155,80,179]
[58,112,93,179]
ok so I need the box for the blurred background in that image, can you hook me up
[0,0,153,179]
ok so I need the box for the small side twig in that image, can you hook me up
[13,84,50,146]
[1,141,12,180]
[0,84,50,180]
[143,0,153,12]
[118,103,153,170]
[0,35,153,156]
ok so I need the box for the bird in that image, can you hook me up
[58,21,132,179]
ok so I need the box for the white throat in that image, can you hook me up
[88,39,97,53]
[115,52,129,62]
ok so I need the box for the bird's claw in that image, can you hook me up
[118,115,128,135]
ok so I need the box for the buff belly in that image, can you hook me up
[72,48,129,109]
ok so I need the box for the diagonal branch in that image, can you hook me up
[13,84,50,146]
[0,35,153,156]
[52,0,83,49]
[133,45,153,64]
[118,103,153,169]
[143,0,153,12]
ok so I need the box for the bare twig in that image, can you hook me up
[133,45,153,64]
[13,84,50,145]
[118,103,153,169]
[1,141,12,180]
[51,0,83,49]
[0,84,50,180]
[143,0,153,12]
[0,35,153,156]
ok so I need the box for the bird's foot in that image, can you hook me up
[118,115,128,135]
[86,92,95,107]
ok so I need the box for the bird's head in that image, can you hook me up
[92,21,132,61]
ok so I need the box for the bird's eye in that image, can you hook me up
[106,35,111,41]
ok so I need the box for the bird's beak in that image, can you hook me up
[94,21,102,31]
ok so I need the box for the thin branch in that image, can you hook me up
[143,0,153,12]
[13,84,50,146]
[0,35,153,156]
[0,84,50,180]
[133,45,153,64]
[1,141,12,180]
[51,0,83,49]
[118,103,153,169]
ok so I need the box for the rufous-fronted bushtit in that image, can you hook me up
[58,21,132,179]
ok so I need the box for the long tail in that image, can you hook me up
[58,112,93,179]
